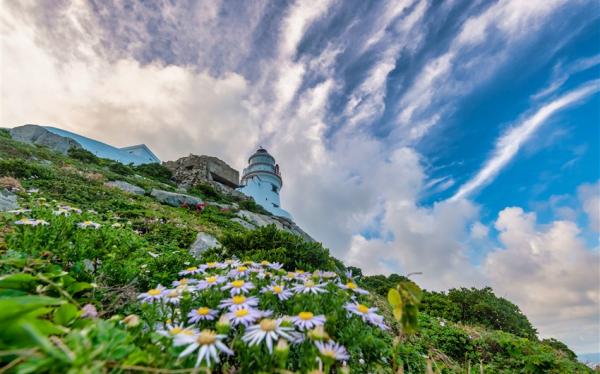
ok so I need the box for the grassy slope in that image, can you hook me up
[0,133,592,373]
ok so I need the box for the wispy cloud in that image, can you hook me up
[450,80,600,201]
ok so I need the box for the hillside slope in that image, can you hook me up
[0,130,593,373]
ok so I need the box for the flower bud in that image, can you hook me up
[122,314,140,327]
[216,314,231,334]
[308,325,329,341]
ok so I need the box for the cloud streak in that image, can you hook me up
[451,80,600,201]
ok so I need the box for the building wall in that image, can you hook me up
[238,175,292,220]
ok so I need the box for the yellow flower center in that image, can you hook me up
[260,260,270,265]
[231,280,245,288]
[167,291,178,298]
[182,329,195,336]
[179,278,188,284]
[287,272,295,279]
[304,280,315,287]
[357,304,369,314]
[148,289,162,296]
[206,276,217,283]
[321,349,337,358]
[234,309,249,317]
[273,286,283,294]
[296,270,305,274]
[232,295,246,304]
[299,312,314,320]
[84,220,92,225]
[185,266,197,272]
[197,330,217,345]
[196,307,210,315]
[259,319,277,332]
[346,282,357,289]
[170,327,183,335]
[206,262,217,267]
[237,266,248,272]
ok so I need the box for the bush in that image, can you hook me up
[361,274,410,297]
[0,159,54,179]
[133,163,173,184]
[107,161,134,176]
[68,147,100,164]
[207,225,345,273]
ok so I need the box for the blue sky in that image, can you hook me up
[1,0,598,354]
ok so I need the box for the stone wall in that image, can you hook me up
[163,154,240,191]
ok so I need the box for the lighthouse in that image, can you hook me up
[237,147,292,220]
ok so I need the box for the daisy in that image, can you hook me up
[200,261,222,271]
[291,311,326,330]
[196,275,227,290]
[219,295,259,310]
[221,279,255,295]
[228,265,250,278]
[172,278,198,287]
[222,259,241,268]
[138,285,166,303]
[77,220,101,229]
[261,284,293,301]
[315,340,350,361]
[344,302,387,329]
[174,329,233,368]
[179,266,202,276]
[268,262,284,270]
[157,323,198,338]
[226,307,261,327]
[188,307,218,323]
[337,281,369,295]
[292,280,327,295]
[111,222,123,228]
[15,218,49,226]
[162,289,183,305]
[242,318,295,353]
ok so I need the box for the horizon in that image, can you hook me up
[1,0,598,355]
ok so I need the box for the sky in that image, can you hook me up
[1,0,599,354]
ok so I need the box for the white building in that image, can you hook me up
[237,148,292,220]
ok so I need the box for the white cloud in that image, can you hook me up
[486,206,600,353]
[470,221,489,240]
[451,81,600,201]
[578,181,600,232]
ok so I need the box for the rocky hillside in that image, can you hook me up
[0,129,593,373]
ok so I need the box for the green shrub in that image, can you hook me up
[0,159,54,179]
[362,273,410,297]
[68,147,100,164]
[133,163,173,184]
[107,161,134,176]
[0,128,10,139]
[238,199,272,215]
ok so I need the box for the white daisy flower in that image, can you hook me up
[344,302,387,329]
[242,318,295,353]
[156,323,198,339]
[162,289,183,305]
[52,208,69,216]
[291,312,326,330]
[268,262,284,270]
[174,329,233,368]
[315,340,350,361]
[261,284,293,301]
[221,279,255,295]
[179,266,202,276]
[59,205,82,214]
[172,278,198,288]
[111,222,123,228]
[188,307,218,323]
[77,220,101,229]
[292,280,327,295]
[219,295,260,310]
[200,261,223,271]
[15,218,49,226]
[337,281,369,295]
[226,307,261,327]
[137,285,166,303]
[196,275,227,290]
[222,259,242,268]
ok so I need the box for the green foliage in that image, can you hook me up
[388,280,422,334]
[107,161,134,176]
[132,163,173,184]
[189,183,223,201]
[238,199,272,215]
[362,273,410,297]
[67,147,100,164]
[211,224,345,272]
[421,287,538,339]
[0,128,11,139]
[0,159,54,179]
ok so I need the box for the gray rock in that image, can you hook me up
[150,189,203,207]
[235,209,315,242]
[231,217,257,230]
[9,124,82,154]
[0,189,19,212]
[163,154,240,190]
[105,180,145,195]
[189,232,220,258]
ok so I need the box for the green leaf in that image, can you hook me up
[388,288,402,307]
[393,306,403,320]
[0,296,65,322]
[53,303,79,326]
[0,273,37,290]
[67,282,92,295]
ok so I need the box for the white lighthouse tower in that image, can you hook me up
[238,147,292,220]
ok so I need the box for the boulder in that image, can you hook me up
[150,189,203,207]
[235,209,315,242]
[105,180,145,195]
[231,217,257,230]
[163,154,239,190]
[9,124,82,154]
[189,232,220,258]
[0,189,19,211]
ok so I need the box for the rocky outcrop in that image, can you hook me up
[188,232,220,258]
[163,154,240,192]
[105,180,145,195]
[236,210,314,242]
[0,189,19,211]
[9,125,82,154]
[150,189,203,207]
